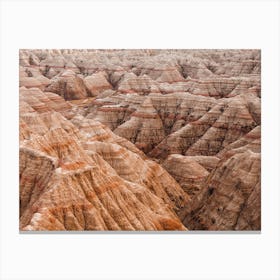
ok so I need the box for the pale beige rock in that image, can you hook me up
[45,70,88,100]
[118,73,160,94]
[114,97,165,153]
[84,72,112,96]
[181,155,220,172]
[163,154,209,197]
[19,77,48,91]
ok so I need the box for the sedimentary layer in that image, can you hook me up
[19,49,261,231]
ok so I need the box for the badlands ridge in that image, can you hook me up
[19,49,261,231]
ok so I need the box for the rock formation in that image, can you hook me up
[19,87,189,230]
[19,49,261,231]
[162,154,209,197]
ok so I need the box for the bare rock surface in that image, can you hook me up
[179,148,261,230]
[162,154,209,197]
[19,49,261,230]
[45,70,88,100]
[84,72,112,96]
[19,87,189,231]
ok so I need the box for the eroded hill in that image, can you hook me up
[19,49,261,231]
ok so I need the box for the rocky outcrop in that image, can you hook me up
[114,97,165,153]
[180,156,220,172]
[84,72,112,96]
[149,93,258,159]
[45,70,88,100]
[178,124,261,230]
[118,73,161,94]
[162,154,209,197]
[19,76,50,91]
[19,86,189,231]
[179,149,261,230]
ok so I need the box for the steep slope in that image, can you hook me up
[179,133,261,230]
[162,154,209,197]
[114,97,165,153]
[19,49,261,231]
[19,87,189,231]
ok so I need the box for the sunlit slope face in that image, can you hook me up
[19,49,261,231]
[19,87,189,231]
